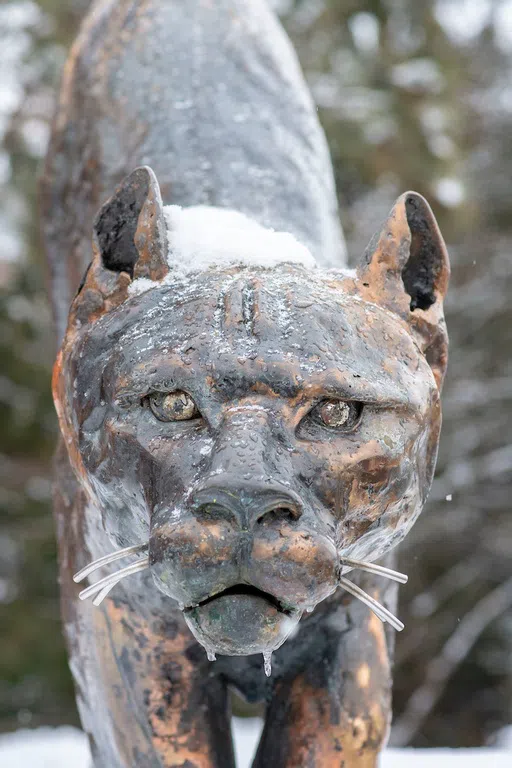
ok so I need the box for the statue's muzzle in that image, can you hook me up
[148,475,337,655]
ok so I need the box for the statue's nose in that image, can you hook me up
[190,479,303,529]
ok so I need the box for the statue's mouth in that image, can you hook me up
[184,584,294,615]
[182,583,301,656]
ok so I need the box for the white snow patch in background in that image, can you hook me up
[234,718,263,766]
[20,118,50,158]
[493,1,512,53]
[495,725,512,748]
[1,723,511,768]
[434,0,491,45]
[267,0,293,14]
[0,1,42,139]
[381,749,512,767]
[349,12,380,54]
[419,105,455,159]
[434,177,466,208]
[391,59,444,94]
[364,116,398,145]
[165,205,316,273]
[0,727,90,768]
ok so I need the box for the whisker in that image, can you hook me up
[78,559,150,602]
[73,543,148,583]
[92,584,117,607]
[351,593,390,624]
[339,576,404,632]
[341,558,408,585]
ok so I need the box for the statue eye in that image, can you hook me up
[311,400,363,431]
[147,391,200,422]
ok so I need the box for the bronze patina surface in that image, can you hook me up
[42,1,449,766]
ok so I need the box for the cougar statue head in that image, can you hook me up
[53,166,449,660]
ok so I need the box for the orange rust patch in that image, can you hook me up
[93,599,225,767]
[368,611,390,669]
[268,674,388,767]
[357,662,371,689]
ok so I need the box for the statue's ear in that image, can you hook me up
[357,192,450,390]
[71,166,169,326]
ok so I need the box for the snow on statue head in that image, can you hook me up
[53,166,449,660]
[142,203,316,285]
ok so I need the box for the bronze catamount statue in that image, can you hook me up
[41,1,449,766]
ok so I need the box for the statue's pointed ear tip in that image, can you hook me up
[398,189,451,273]
[400,190,446,238]
[398,190,428,205]
[395,190,441,228]
[92,166,159,229]
[121,165,162,199]
[131,165,159,184]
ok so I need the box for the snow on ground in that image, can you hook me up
[0,727,89,768]
[0,721,511,767]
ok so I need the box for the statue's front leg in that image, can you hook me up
[79,598,235,768]
[252,575,395,768]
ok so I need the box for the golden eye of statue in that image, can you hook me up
[310,400,363,432]
[319,401,351,428]
[149,391,199,422]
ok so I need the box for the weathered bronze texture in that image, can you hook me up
[42,1,450,766]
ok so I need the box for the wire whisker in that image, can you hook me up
[78,559,150,602]
[339,576,404,632]
[92,584,117,607]
[73,543,149,583]
[341,558,408,585]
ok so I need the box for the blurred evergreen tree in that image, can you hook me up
[0,0,91,729]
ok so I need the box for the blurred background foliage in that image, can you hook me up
[1,0,511,747]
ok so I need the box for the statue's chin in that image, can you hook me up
[183,588,301,656]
